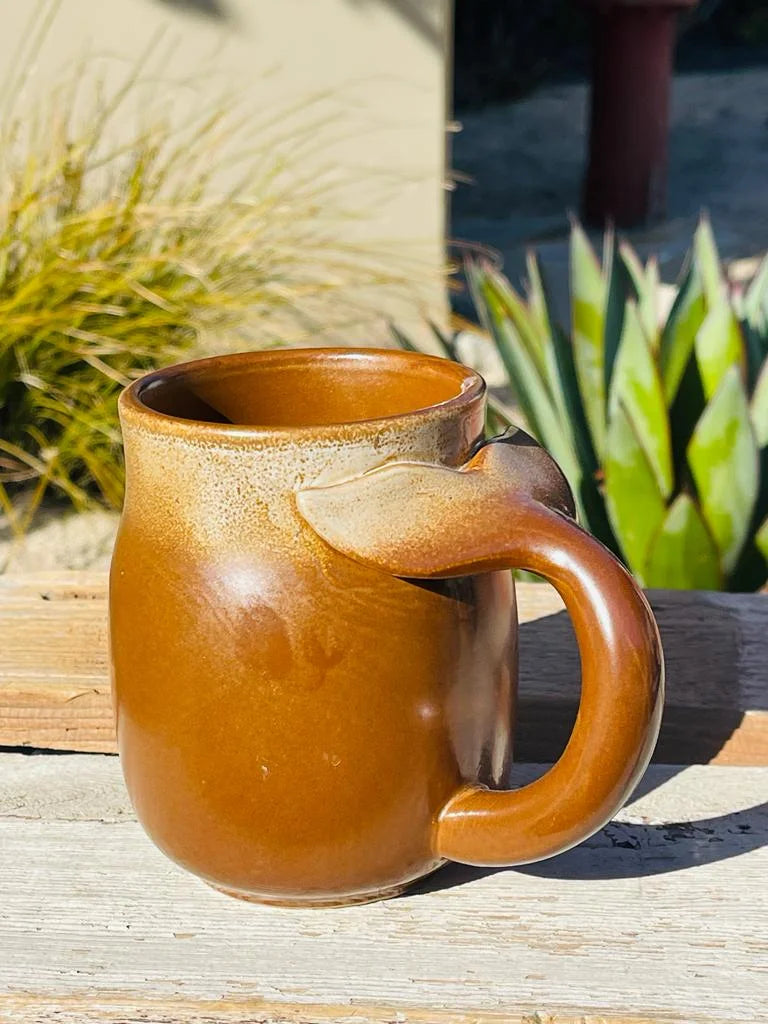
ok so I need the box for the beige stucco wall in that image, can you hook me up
[2,0,451,341]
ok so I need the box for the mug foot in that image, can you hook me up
[206,880,413,907]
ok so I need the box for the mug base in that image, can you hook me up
[207,880,411,907]
[206,863,447,907]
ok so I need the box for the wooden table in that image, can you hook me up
[1,574,766,1023]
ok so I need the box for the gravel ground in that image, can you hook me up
[451,68,768,320]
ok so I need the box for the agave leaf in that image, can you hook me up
[390,321,459,361]
[640,258,661,351]
[746,326,766,392]
[741,256,768,388]
[549,322,616,542]
[486,317,569,468]
[469,264,584,504]
[609,300,674,499]
[644,493,722,590]
[570,222,607,459]
[389,322,420,353]
[486,395,515,437]
[525,248,552,342]
[468,267,555,440]
[619,240,645,294]
[694,215,724,308]
[533,276,612,540]
[757,515,768,562]
[660,261,707,403]
[604,401,667,583]
[480,263,548,379]
[428,320,460,361]
[753,446,768,536]
[603,227,632,398]
[527,252,597,469]
[743,253,768,336]
[687,365,760,575]
[522,255,608,537]
[694,299,745,400]
[619,245,660,349]
[549,322,599,471]
[526,252,571,429]
[729,445,768,592]
[667,356,706,496]
[751,358,768,448]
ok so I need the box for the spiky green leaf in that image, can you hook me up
[525,252,563,412]
[527,252,597,471]
[483,313,566,465]
[389,323,420,353]
[756,515,768,562]
[525,249,552,343]
[549,322,598,470]
[743,253,768,336]
[610,301,673,499]
[604,402,667,582]
[619,241,645,295]
[391,321,461,361]
[603,228,632,397]
[529,272,573,430]
[471,266,584,508]
[694,299,745,400]
[547,321,616,539]
[470,270,555,439]
[751,359,768,448]
[480,263,548,379]
[660,262,707,403]
[570,222,607,458]
[620,245,660,349]
[694,216,724,308]
[428,320,460,361]
[644,493,722,590]
[687,366,760,574]
[486,396,515,437]
[640,258,661,351]
[742,323,766,392]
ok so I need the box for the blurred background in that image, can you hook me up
[452,0,768,315]
[2,0,768,592]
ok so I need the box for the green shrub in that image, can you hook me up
[0,13,419,533]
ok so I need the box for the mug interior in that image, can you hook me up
[136,349,483,430]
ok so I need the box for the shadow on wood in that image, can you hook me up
[415,801,768,891]
[516,588,768,766]
[408,765,768,893]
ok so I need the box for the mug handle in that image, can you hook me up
[297,429,664,866]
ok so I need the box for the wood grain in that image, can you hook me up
[0,996,703,1024]
[0,572,766,763]
[1,755,765,1023]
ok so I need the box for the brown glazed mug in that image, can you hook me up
[111,348,663,907]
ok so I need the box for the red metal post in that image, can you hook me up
[579,0,699,228]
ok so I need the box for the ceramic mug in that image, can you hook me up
[111,348,663,906]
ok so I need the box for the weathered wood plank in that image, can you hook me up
[0,572,766,763]
[0,996,694,1024]
[0,996,702,1024]
[0,756,765,1023]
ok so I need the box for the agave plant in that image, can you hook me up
[397,220,768,592]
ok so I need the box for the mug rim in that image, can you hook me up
[119,347,486,442]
